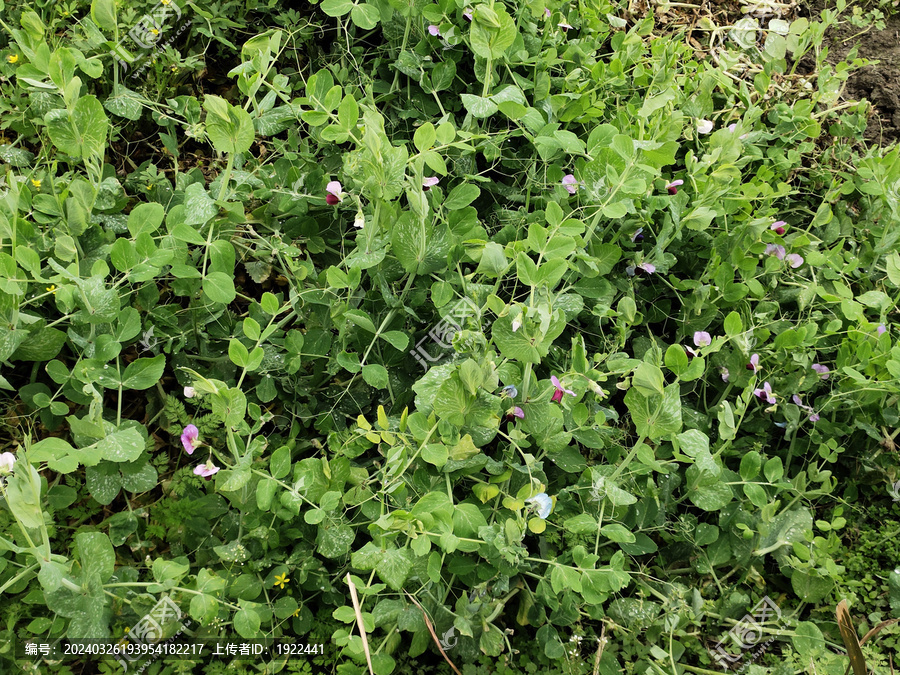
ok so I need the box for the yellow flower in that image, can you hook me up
[124,627,130,634]
[273,573,290,589]
[292,608,301,617]
[31,179,41,189]
[150,28,159,35]
[7,55,18,64]
[161,0,171,5]
[46,285,57,294]
[146,184,153,190]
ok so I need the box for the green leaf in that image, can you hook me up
[723,311,743,336]
[91,0,117,31]
[203,95,255,155]
[44,95,109,161]
[632,362,665,397]
[317,522,355,558]
[380,331,409,351]
[362,364,389,389]
[321,0,353,16]
[121,354,166,390]
[233,607,261,638]
[492,314,540,364]
[414,123,436,152]
[469,7,517,59]
[93,427,144,462]
[460,94,498,119]
[104,84,143,121]
[203,272,236,304]
[664,344,688,375]
[444,184,481,210]
[182,182,217,225]
[350,3,379,29]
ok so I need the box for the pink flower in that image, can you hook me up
[720,367,730,382]
[765,244,785,260]
[181,425,200,455]
[792,394,819,422]
[693,331,712,347]
[194,460,219,480]
[562,174,579,194]
[627,262,656,276]
[811,364,829,379]
[550,375,575,403]
[728,123,749,139]
[746,353,759,372]
[326,180,343,205]
[770,220,786,235]
[878,324,887,335]
[785,254,803,268]
[754,381,776,405]
[428,25,441,36]
[631,228,644,242]
[423,176,440,191]
[511,406,525,419]
[464,11,473,20]
[666,179,684,195]
[558,22,573,30]
[544,7,551,17]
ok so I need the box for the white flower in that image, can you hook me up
[354,212,365,229]
[511,317,522,332]
[0,452,16,474]
[184,386,196,398]
[526,492,553,519]
[697,119,714,134]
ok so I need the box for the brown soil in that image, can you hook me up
[806,4,900,145]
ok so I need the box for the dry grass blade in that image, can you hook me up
[837,600,868,675]
[403,590,462,675]
[346,573,375,675]
[859,618,900,646]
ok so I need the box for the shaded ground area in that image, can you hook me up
[819,9,900,146]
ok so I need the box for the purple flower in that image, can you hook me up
[720,367,730,382]
[550,375,575,403]
[631,228,644,242]
[511,406,525,419]
[326,180,343,205]
[728,123,749,139]
[666,179,684,195]
[428,25,441,36]
[194,460,219,480]
[544,7,551,17]
[463,11,473,20]
[770,220,786,236]
[693,331,712,347]
[558,22,573,30]
[878,324,887,335]
[562,174,579,194]
[754,381,776,405]
[792,394,819,422]
[785,254,803,268]
[637,262,655,274]
[423,176,440,191]
[181,425,200,455]
[765,244,786,260]
[811,364,829,380]
[746,353,760,372]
